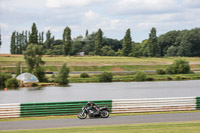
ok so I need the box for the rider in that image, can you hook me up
[86,101,100,113]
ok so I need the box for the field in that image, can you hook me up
[1,121,200,133]
[0,55,200,72]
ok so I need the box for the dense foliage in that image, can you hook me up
[99,72,113,82]
[15,62,22,77]
[135,71,147,81]
[23,43,45,73]
[80,73,89,78]
[55,63,70,85]
[10,23,200,57]
[0,72,12,88]
[166,59,191,74]
[5,78,19,88]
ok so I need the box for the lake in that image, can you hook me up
[0,80,199,104]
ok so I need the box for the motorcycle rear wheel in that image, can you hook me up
[100,110,109,118]
[78,112,87,119]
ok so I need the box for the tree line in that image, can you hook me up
[10,23,200,57]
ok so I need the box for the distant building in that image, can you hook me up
[78,52,85,56]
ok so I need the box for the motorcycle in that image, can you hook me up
[78,106,109,119]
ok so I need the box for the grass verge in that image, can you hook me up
[1,121,200,133]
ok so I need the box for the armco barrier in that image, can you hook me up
[20,100,112,117]
[0,103,20,118]
[196,97,200,110]
[0,97,199,118]
[112,97,196,113]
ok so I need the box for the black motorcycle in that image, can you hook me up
[78,106,109,119]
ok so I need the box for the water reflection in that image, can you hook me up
[0,80,200,104]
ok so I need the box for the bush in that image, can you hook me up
[80,73,89,78]
[55,63,70,85]
[99,72,113,82]
[175,76,181,80]
[166,76,173,80]
[166,58,190,74]
[0,72,12,87]
[135,71,147,81]
[156,69,166,75]
[34,67,47,82]
[165,66,173,74]
[146,77,154,81]
[5,78,19,88]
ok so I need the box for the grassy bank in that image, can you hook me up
[68,73,200,83]
[0,56,200,72]
[1,121,200,133]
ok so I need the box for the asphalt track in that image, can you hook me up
[0,112,200,131]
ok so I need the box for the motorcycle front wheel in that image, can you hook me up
[78,112,87,119]
[100,110,109,118]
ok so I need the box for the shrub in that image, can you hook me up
[175,76,181,80]
[34,67,47,82]
[5,78,19,88]
[146,77,154,81]
[156,69,166,75]
[166,76,173,80]
[55,63,70,85]
[80,73,89,78]
[0,72,12,87]
[99,72,113,82]
[166,58,190,74]
[165,66,173,74]
[135,71,147,82]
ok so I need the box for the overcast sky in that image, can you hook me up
[0,0,200,53]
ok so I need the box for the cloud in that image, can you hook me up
[46,0,105,8]
[84,10,99,20]
[183,0,200,8]
[110,0,180,15]
[0,23,9,30]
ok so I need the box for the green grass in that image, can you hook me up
[1,121,200,133]
[0,56,200,72]
[67,73,200,83]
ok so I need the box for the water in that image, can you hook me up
[0,80,199,104]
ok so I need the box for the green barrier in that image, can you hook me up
[20,100,112,117]
[196,97,200,110]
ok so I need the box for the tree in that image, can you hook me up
[0,29,2,48]
[45,30,52,49]
[10,32,16,54]
[56,63,70,85]
[33,67,47,82]
[85,30,89,38]
[122,29,132,56]
[63,26,72,56]
[29,23,38,44]
[23,44,45,73]
[15,62,22,77]
[148,27,158,57]
[95,29,103,55]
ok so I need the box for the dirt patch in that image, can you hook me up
[0,54,23,57]
[110,67,124,71]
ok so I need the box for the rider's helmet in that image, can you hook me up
[87,101,94,106]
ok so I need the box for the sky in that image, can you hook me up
[0,0,200,53]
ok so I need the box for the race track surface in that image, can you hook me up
[0,112,200,130]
